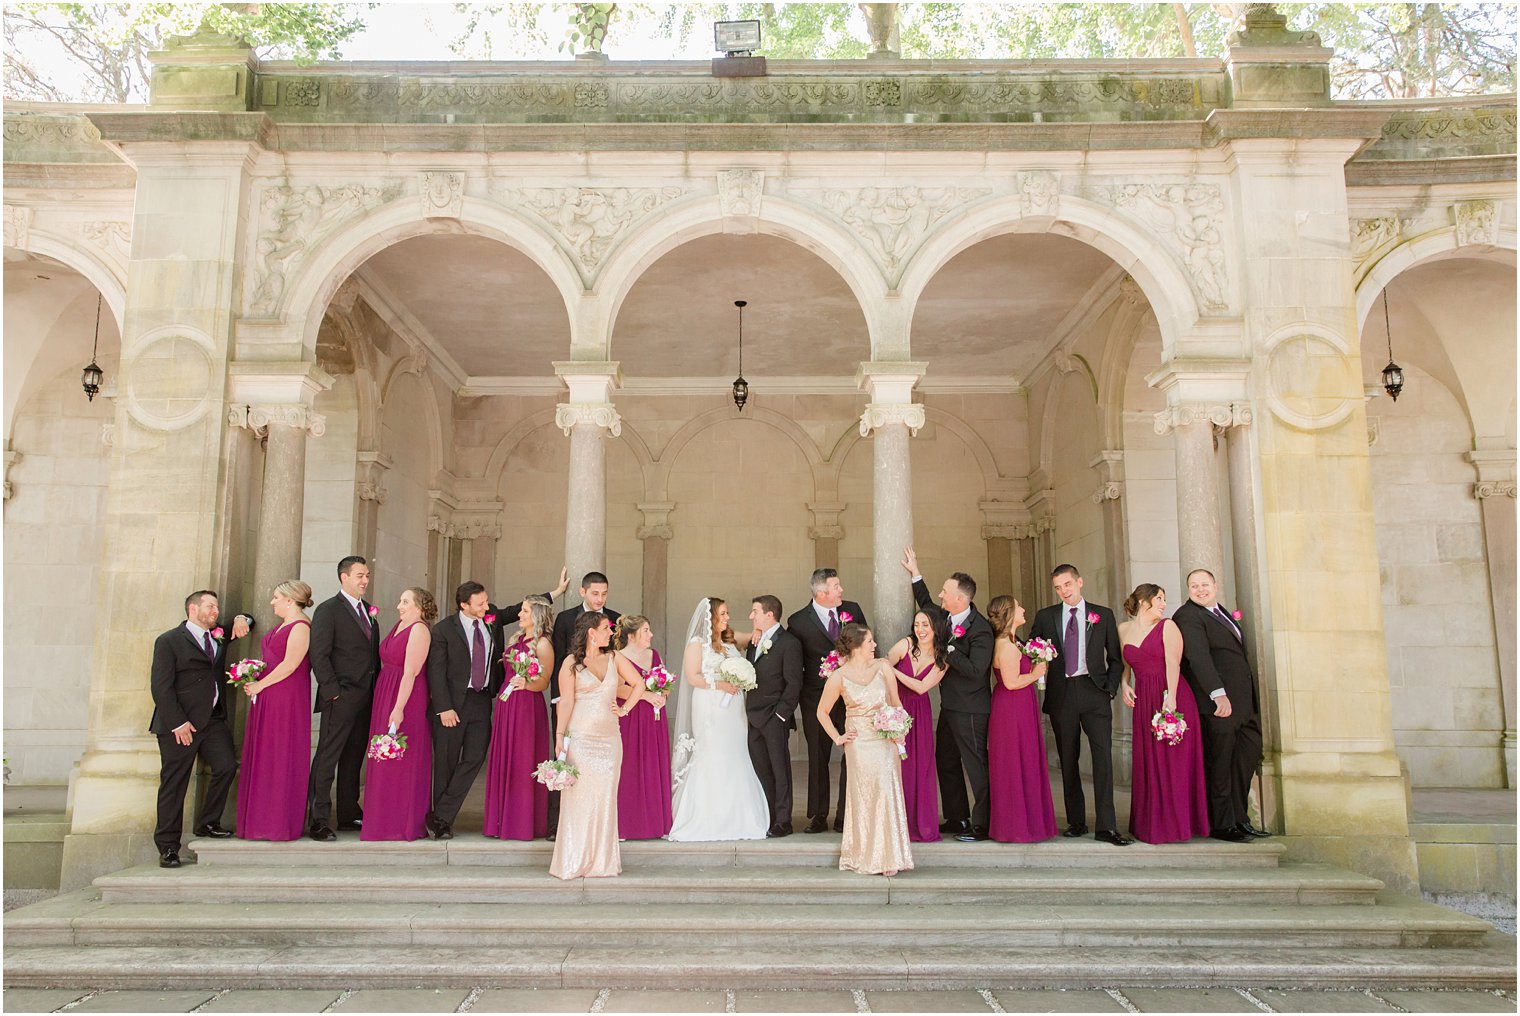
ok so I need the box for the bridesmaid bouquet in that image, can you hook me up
[644,664,675,717]
[367,726,408,761]
[534,758,579,791]
[226,658,267,703]
[716,657,757,708]
[500,644,542,701]
[818,651,842,679]
[872,706,913,760]
[1151,708,1189,746]
[1020,637,1058,690]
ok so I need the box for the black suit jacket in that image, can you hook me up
[910,580,993,715]
[309,593,382,710]
[1173,599,1258,714]
[427,606,510,714]
[787,599,869,690]
[1031,600,1124,714]
[745,627,803,730]
[147,617,253,735]
[551,603,621,682]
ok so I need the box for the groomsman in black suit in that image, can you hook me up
[902,548,994,842]
[745,595,803,837]
[306,555,381,841]
[548,570,619,836]
[786,568,868,834]
[149,590,254,867]
[1174,568,1270,842]
[426,580,511,839]
[1031,563,1131,846]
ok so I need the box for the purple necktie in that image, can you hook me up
[1214,606,1242,641]
[356,600,370,629]
[469,621,487,691]
[202,631,215,660]
[1063,608,1079,676]
[827,610,839,641]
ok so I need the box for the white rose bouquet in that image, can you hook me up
[716,656,757,708]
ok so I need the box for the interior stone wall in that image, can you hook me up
[1048,370,1107,600]
[1369,365,1504,787]
[299,374,360,597]
[374,372,435,612]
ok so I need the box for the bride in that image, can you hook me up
[667,597,771,841]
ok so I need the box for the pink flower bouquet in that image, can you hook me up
[499,643,542,701]
[872,704,913,759]
[367,729,408,761]
[1151,708,1188,746]
[226,657,266,695]
[534,758,579,792]
[644,664,675,717]
[819,650,842,679]
[1021,636,1057,691]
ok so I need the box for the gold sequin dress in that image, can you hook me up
[838,665,914,875]
[549,662,622,879]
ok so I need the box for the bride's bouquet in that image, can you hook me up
[644,664,675,717]
[226,657,267,703]
[366,724,407,762]
[872,705,913,760]
[533,758,579,791]
[499,642,541,701]
[1020,637,1058,690]
[1151,708,1188,746]
[716,657,757,708]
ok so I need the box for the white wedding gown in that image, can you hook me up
[667,640,770,842]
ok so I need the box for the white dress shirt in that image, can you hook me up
[186,619,219,708]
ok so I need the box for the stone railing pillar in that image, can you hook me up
[858,362,926,642]
[636,501,675,650]
[1470,448,1517,787]
[555,362,621,592]
[807,501,847,572]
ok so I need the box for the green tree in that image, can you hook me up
[3,2,368,103]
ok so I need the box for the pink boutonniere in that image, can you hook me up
[1086,611,1100,626]
[952,624,967,639]
[839,610,854,623]
[210,627,226,642]
[367,605,379,620]
[1231,609,1243,622]
[484,613,497,625]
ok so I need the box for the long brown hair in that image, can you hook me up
[520,594,554,639]
[570,611,610,667]
[909,609,950,671]
[987,595,1019,640]
[707,597,737,651]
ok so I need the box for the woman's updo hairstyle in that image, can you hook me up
[273,579,314,609]
[1123,583,1165,618]
[406,587,439,624]
[613,613,650,651]
[986,595,1018,639]
[834,622,872,658]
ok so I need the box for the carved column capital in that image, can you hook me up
[859,403,925,438]
[1475,481,1518,500]
[1092,481,1124,504]
[357,482,388,505]
[805,500,847,541]
[1010,523,1037,541]
[1154,402,1251,436]
[1034,514,1057,535]
[240,403,327,437]
[556,402,622,437]
[636,501,676,541]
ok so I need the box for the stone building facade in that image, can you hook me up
[2,9,1514,892]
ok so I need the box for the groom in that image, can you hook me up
[746,596,803,837]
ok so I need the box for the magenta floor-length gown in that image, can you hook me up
[483,634,551,840]
[1126,621,1210,844]
[893,653,940,842]
[988,654,1058,843]
[616,649,673,839]
[360,620,432,842]
[235,619,312,841]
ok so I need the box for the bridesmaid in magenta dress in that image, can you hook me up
[986,596,1058,843]
[360,587,435,842]
[236,579,315,841]
[1121,584,1209,844]
[483,595,553,840]
[885,610,948,842]
[613,614,673,839]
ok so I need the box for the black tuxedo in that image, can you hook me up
[745,626,803,829]
[1031,599,1125,832]
[1174,598,1263,832]
[911,579,995,829]
[149,616,252,853]
[306,592,381,829]
[787,599,867,822]
[547,602,619,829]
[427,607,510,826]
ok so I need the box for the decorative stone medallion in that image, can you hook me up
[1262,326,1357,431]
[123,327,217,432]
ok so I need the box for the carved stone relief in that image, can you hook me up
[497,185,686,281]
[249,180,403,316]
[718,169,764,233]
[1087,181,1230,311]
[420,172,465,220]
[1453,200,1498,247]
[4,205,31,250]
[1017,171,1059,217]
[1350,215,1401,272]
[800,186,991,282]
[80,219,132,264]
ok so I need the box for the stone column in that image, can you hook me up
[1154,403,1236,584]
[1089,450,1129,610]
[978,501,1024,601]
[60,139,259,889]
[1470,450,1517,787]
[858,363,926,642]
[636,502,675,648]
[807,501,846,572]
[555,363,621,590]
[353,452,390,560]
[1014,524,1038,613]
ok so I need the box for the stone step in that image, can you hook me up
[8,889,1485,951]
[4,935,1515,991]
[185,833,1286,869]
[89,860,1379,907]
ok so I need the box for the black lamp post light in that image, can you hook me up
[81,294,104,402]
[731,299,749,412]
[1379,287,1404,402]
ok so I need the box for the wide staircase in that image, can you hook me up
[5,834,1515,990]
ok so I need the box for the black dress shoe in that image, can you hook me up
[309,824,336,842]
[194,823,234,838]
[766,825,782,838]
[436,821,454,841]
[335,819,362,831]
[955,826,990,843]
[546,831,556,842]
[1210,827,1251,842]
[159,850,181,868]
[1060,824,1089,838]
[804,815,828,834]
[778,823,793,836]
[1236,822,1272,838]
[939,819,971,835]
[1095,830,1133,846]
[833,816,845,833]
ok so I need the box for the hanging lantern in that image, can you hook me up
[1380,288,1403,402]
[731,299,749,412]
[81,295,104,402]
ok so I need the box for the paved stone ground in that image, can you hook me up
[3,987,1516,1014]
